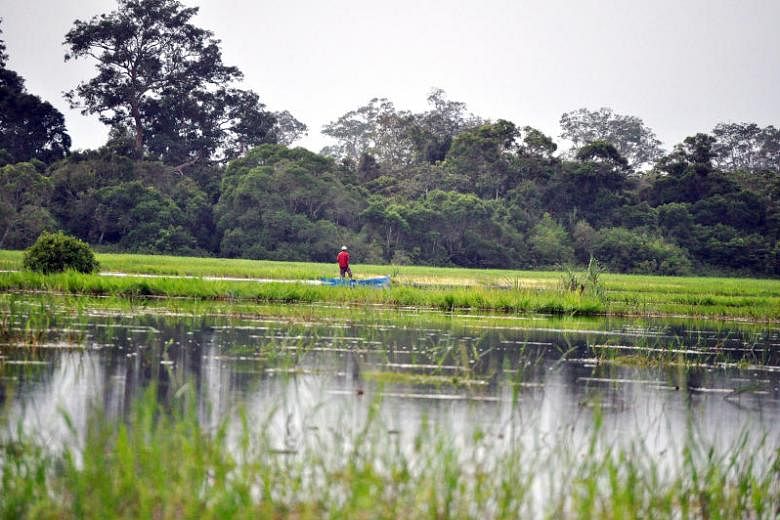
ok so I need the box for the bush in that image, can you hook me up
[591,227,692,275]
[22,232,100,274]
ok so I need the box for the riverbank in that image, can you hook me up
[0,251,778,321]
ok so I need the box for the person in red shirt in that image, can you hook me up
[337,245,352,279]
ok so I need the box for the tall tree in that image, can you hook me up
[321,98,414,165]
[64,0,302,162]
[559,107,663,170]
[0,162,56,248]
[0,19,71,164]
[321,89,482,167]
[575,140,629,170]
[405,88,483,164]
[446,119,520,198]
[712,122,780,173]
[215,144,363,261]
[519,126,558,159]
[650,133,743,205]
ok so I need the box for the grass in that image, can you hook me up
[2,287,772,366]
[1,287,778,517]
[361,370,487,388]
[0,269,607,316]
[1,249,779,320]
[1,384,778,518]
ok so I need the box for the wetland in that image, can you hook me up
[2,293,779,517]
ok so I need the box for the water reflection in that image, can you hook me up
[1,308,779,457]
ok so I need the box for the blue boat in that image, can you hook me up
[320,275,391,288]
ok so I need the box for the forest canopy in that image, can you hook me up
[0,3,777,277]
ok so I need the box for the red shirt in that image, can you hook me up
[337,250,350,268]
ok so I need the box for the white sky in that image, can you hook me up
[2,0,779,154]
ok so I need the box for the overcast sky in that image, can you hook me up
[2,0,780,154]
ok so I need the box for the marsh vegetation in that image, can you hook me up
[1,292,779,517]
[1,251,779,320]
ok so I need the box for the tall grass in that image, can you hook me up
[2,249,779,319]
[0,270,608,316]
[1,386,778,518]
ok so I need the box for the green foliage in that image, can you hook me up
[541,159,634,228]
[712,122,780,173]
[216,144,365,261]
[585,255,607,301]
[687,225,775,275]
[321,88,481,167]
[0,162,56,248]
[591,227,692,275]
[559,265,580,292]
[391,190,524,267]
[46,155,213,255]
[559,256,607,301]
[519,126,558,158]
[691,192,765,231]
[64,0,301,162]
[575,140,629,169]
[529,213,574,267]
[22,231,99,274]
[560,107,663,169]
[0,250,778,319]
[445,119,520,198]
[0,19,70,164]
[3,18,780,282]
[1,371,779,517]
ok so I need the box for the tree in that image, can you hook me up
[405,88,483,164]
[591,227,692,275]
[0,162,56,248]
[399,191,523,267]
[528,213,574,267]
[542,152,633,228]
[650,133,742,205]
[519,126,558,159]
[215,144,364,261]
[46,152,215,254]
[575,140,629,170]
[0,19,6,66]
[712,122,780,173]
[142,87,300,164]
[321,97,414,165]
[321,89,482,167]
[560,107,663,170]
[64,0,302,163]
[359,197,410,261]
[23,231,99,274]
[446,119,520,198]
[0,20,71,163]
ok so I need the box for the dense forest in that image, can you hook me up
[1,0,778,276]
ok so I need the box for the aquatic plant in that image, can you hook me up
[1,385,778,518]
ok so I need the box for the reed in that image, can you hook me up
[1,385,777,518]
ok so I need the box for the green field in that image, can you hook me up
[1,250,778,320]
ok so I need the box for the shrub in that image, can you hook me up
[591,227,692,275]
[529,213,574,267]
[22,232,100,274]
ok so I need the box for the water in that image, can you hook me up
[2,301,780,458]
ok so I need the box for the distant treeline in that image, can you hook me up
[0,1,778,276]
